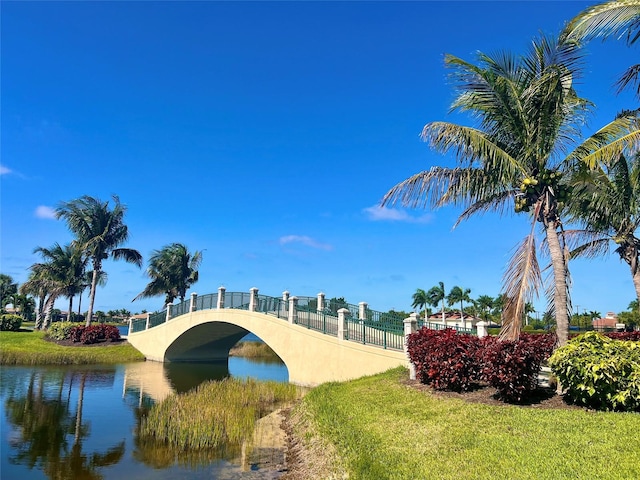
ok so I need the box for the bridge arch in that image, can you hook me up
[126,309,408,386]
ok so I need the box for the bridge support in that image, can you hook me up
[317,292,325,312]
[249,287,259,312]
[476,321,488,338]
[359,302,368,321]
[338,308,349,340]
[404,314,418,380]
[288,296,298,324]
[217,286,226,309]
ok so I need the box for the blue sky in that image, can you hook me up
[1,1,637,318]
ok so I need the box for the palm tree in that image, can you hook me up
[566,152,640,303]
[447,286,472,329]
[475,294,495,322]
[32,243,88,323]
[21,261,65,330]
[133,243,202,306]
[382,34,640,345]
[564,0,640,99]
[0,274,18,312]
[56,195,142,326]
[3,293,36,320]
[425,281,446,325]
[411,288,429,316]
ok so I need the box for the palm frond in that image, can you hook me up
[421,122,524,176]
[454,190,516,226]
[615,63,640,97]
[564,0,640,46]
[566,113,640,168]
[500,226,542,341]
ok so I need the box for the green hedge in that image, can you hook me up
[0,314,22,331]
[47,321,81,340]
[548,331,640,412]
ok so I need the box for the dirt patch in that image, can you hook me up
[401,377,582,410]
[279,405,348,480]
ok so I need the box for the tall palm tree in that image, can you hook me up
[21,255,66,330]
[564,0,640,99]
[425,281,446,324]
[56,195,142,327]
[447,285,472,329]
[475,294,495,322]
[32,243,88,323]
[20,268,50,329]
[566,152,640,303]
[133,243,202,306]
[411,288,428,316]
[382,34,640,345]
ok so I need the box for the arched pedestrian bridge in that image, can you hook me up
[126,288,476,386]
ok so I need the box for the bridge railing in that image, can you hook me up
[130,317,147,333]
[256,295,287,319]
[173,299,190,317]
[196,293,218,311]
[295,305,339,335]
[226,292,251,309]
[129,289,476,350]
[418,319,476,335]
[149,310,167,329]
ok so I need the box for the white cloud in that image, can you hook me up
[0,165,11,175]
[279,235,333,251]
[35,205,57,219]
[363,205,433,224]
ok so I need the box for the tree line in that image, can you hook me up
[3,195,202,329]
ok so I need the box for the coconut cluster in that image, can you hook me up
[514,170,570,213]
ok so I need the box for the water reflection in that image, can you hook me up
[3,368,125,479]
[1,355,289,479]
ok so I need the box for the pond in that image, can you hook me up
[0,335,290,479]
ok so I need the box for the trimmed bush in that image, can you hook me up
[47,321,80,340]
[481,333,556,402]
[548,331,640,411]
[406,328,482,392]
[68,324,121,344]
[0,314,23,331]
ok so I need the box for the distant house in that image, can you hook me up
[425,311,482,329]
[592,312,624,331]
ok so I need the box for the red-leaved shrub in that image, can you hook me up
[605,331,640,341]
[80,326,102,344]
[66,324,121,344]
[480,333,556,402]
[406,328,482,392]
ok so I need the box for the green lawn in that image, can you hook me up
[295,367,640,480]
[0,329,145,365]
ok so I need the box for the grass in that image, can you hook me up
[0,329,145,365]
[140,377,302,450]
[294,367,640,480]
[229,340,280,360]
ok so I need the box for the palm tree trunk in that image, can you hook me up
[441,298,446,326]
[35,295,45,330]
[632,265,640,306]
[545,220,570,347]
[43,295,56,330]
[86,264,100,327]
[68,297,74,322]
